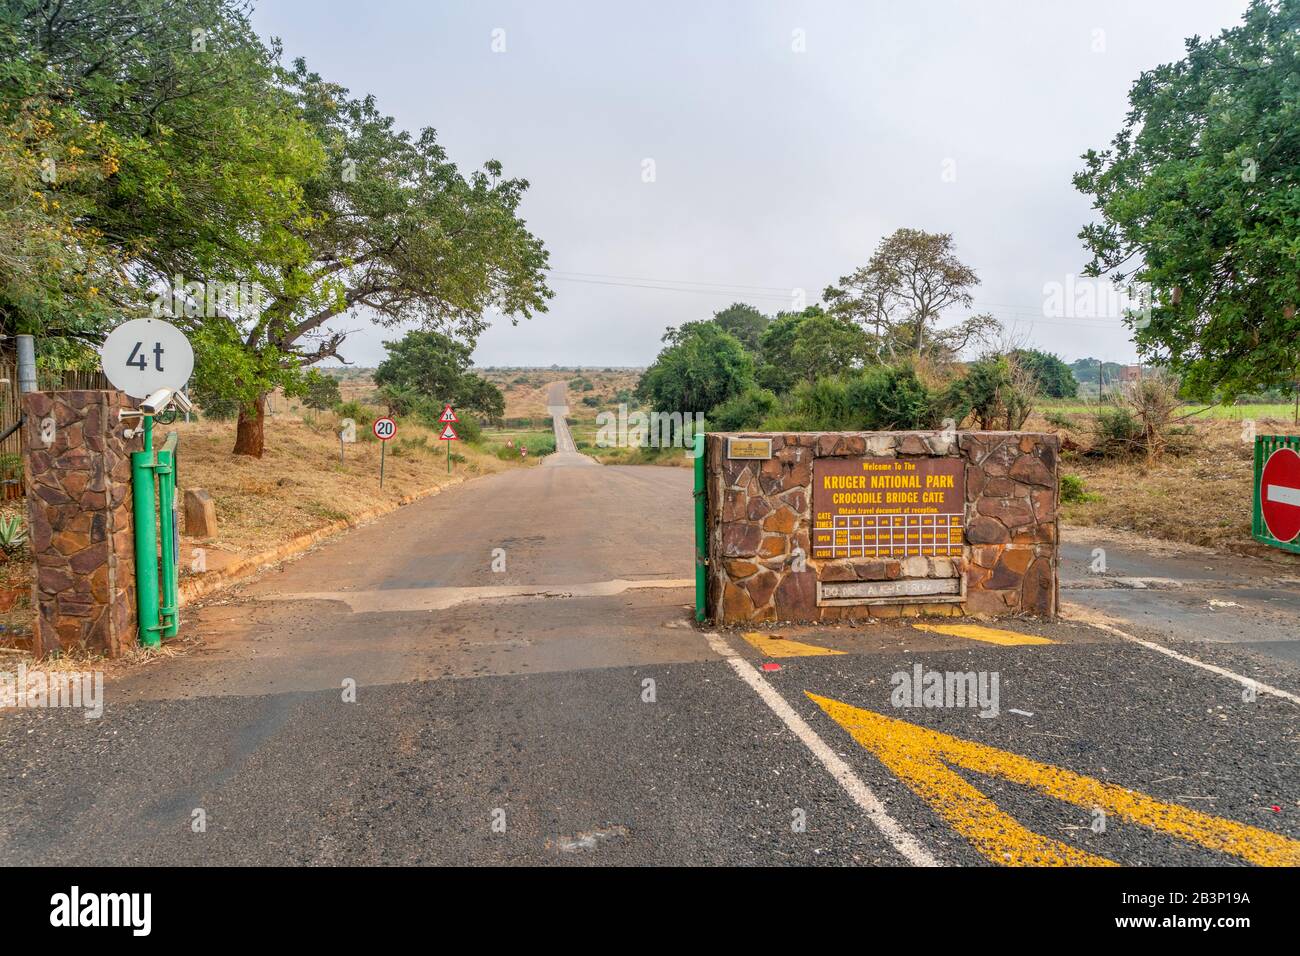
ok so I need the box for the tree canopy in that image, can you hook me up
[1075,0,1300,399]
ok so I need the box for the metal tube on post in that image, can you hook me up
[16,334,37,394]
[156,432,179,638]
[132,415,161,646]
[693,430,706,622]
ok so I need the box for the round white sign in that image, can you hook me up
[100,319,194,398]
[373,417,397,441]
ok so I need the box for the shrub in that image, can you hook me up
[334,400,373,429]
[1059,474,1096,503]
[710,386,780,430]
[960,355,1035,430]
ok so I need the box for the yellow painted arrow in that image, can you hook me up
[808,692,1300,867]
[742,632,845,658]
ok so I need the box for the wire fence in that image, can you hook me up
[0,362,111,500]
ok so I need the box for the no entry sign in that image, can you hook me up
[1260,447,1300,543]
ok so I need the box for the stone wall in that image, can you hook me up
[705,431,1059,624]
[23,391,139,656]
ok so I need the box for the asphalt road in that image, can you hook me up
[2,394,1298,866]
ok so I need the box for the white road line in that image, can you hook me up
[1266,484,1300,508]
[1062,607,1300,707]
[702,631,941,866]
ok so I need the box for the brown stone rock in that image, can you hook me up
[1021,557,1054,615]
[897,434,929,456]
[967,516,1010,544]
[774,571,817,619]
[721,582,755,621]
[745,496,771,521]
[721,522,763,557]
[762,507,797,534]
[986,547,1034,589]
[965,465,987,502]
[854,559,901,581]
[1009,454,1054,487]
[726,559,759,579]
[69,545,107,575]
[983,477,1014,497]
[1031,488,1057,523]
[783,459,811,490]
[37,565,75,594]
[758,535,788,559]
[745,570,779,608]
[976,497,1035,529]
[819,561,857,583]
[965,588,1015,615]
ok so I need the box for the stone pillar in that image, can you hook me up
[22,390,139,657]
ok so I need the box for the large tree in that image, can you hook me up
[824,228,999,362]
[711,302,769,353]
[1075,0,1300,400]
[224,60,551,456]
[637,323,755,417]
[373,329,504,422]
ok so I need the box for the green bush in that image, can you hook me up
[334,400,373,429]
[1059,473,1096,503]
[709,386,780,430]
[1093,404,1144,456]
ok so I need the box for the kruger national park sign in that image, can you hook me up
[812,457,965,560]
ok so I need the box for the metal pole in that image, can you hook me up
[156,433,179,638]
[447,437,451,474]
[16,335,37,394]
[132,415,160,646]
[693,431,706,622]
[379,440,385,489]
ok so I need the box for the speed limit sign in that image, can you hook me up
[373,417,397,441]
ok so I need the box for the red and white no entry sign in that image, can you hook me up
[373,417,397,441]
[1261,447,1300,543]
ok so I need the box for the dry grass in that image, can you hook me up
[1035,410,1300,556]
[173,411,519,557]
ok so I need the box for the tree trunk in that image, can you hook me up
[233,393,267,458]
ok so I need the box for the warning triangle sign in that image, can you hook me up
[438,423,459,441]
[439,404,458,423]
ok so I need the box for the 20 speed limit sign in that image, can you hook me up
[100,318,194,398]
[373,417,397,441]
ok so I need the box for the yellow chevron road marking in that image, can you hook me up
[808,693,1300,867]
[742,632,845,658]
[912,623,1054,646]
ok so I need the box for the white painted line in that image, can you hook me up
[1266,484,1300,508]
[702,631,941,866]
[1065,611,1300,707]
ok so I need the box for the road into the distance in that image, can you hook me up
[2,392,1297,866]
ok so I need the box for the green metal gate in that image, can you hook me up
[1252,434,1300,555]
[132,416,181,645]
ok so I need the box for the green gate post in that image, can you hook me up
[693,431,706,622]
[156,431,180,638]
[131,415,161,646]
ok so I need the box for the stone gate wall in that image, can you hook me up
[705,431,1059,624]
[23,390,139,656]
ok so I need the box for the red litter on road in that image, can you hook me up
[1260,447,1300,543]
[760,662,781,672]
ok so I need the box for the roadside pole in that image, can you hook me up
[373,417,396,487]
[438,404,459,474]
[694,430,706,622]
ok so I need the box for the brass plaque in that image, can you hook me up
[727,438,773,460]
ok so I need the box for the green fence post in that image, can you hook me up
[693,431,706,622]
[132,415,161,646]
[156,431,180,638]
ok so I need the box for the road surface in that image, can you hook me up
[2,394,1298,866]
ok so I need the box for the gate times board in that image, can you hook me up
[812,458,965,559]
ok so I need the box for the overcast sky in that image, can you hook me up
[250,0,1251,369]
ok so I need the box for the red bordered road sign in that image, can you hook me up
[439,404,458,423]
[373,417,397,441]
[1261,447,1300,543]
[438,423,459,441]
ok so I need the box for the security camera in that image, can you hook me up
[140,388,176,416]
[172,390,194,414]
